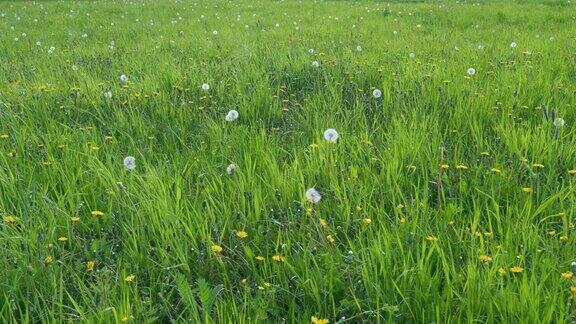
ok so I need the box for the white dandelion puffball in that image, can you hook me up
[226,163,237,174]
[104,91,112,99]
[372,89,382,98]
[356,45,362,52]
[554,117,565,127]
[123,156,136,170]
[324,128,339,143]
[305,188,322,204]
[225,109,239,122]
[201,83,210,91]
[510,41,517,48]
[409,52,416,59]
[312,61,320,68]
[467,67,476,76]
[119,74,128,82]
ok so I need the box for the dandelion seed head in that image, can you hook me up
[372,89,382,98]
[225,109,239,122]
[305,188,322,204]
[323,128,339,143]
[123,156,136,170]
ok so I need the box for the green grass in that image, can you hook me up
[1,0,576,322]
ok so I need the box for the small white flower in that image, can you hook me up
[554,117,565,127]
[212,30,218,35]
[201,83,210,91]
[305,188,322,204]
[36,41,41,46]
[225,109,239,122]
[323,128,339,143]
[409,52,416,59]
[309,48,315,54]
[510,41,517,48]
[372,89,382,98]
[104,91,112,99]
[48,46,55,54]
[226,163,237,174]
[71,64,78,71]
[312,60,320,68]
[119,74,128,82]
[123,156,136,170]
[467,67,476,76]
[356,45,362,52]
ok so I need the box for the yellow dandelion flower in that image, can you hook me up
[571,286,576,295]
[478,254,492,263]
[326,235,335,244]
[362,218,372,225]
[311,316,329,324]
[568,169,576,175]
[3,215,16,224]
[58,236,68,242]
[306,208,313,216]
[86,260,95,271]
[319,218,328,228]
[272,255,285,262]
[211,244,223,253]
[498,268,507,277]
[0,134,9,140]
[561,271,574,280]
[490,167,501,173]
[548,229,556,236]
[255,256,265,261]
[44,255,54,265]
[91,210,104,217]
[510,266,524,274]
[456,164,468,170]
[124,275,136,283]
[235,230,248,239]
[521,187,533,193]
[440,164,450,170]
[426,235,438,242]
[309,143,319,149]
[560,235,569,243]
[396,204,404,209]
[474,231,482,237]
[532,163,544,169]
[356,204,363,211]
[400,217,407,224]
[241,278,247,285]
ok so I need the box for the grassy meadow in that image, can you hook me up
[1,0,576,322]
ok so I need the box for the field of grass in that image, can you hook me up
[1,0,576,322]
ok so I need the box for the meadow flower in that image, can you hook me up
[305,188,322,204]
[554,117,565,127]
[225,109,239,122]
[58,236,68,242]
[211,244,223,253]
[409,52,416,59]
[311,60,320,68]
[309,48,315,54]
[48,46,55,54]
[3,215,16,224]
[104,91,112,99]
[86,260,95,271]
[71,65,78,71]
[311,316,329,324]
[323,128,339,142]
[123,156,136,170]
[326,235,335,244]
[362,218,372,225]
[356,45,362,52]
[372,89,382,98]
[44,255,54,265]
[560,235,569,243]
[124,275,136,282]
[255,256,265,261]
[569,170,576,175]
[226,163,237,174]
[91,210,104,217]
[236,230,248,239]
[272,255,286,262]
[561,271,574,280]
[212,30,218,35]
[510,266,524,274]
[467,67,476,76]
[521,187,533,193]
[201,83,210,91]
[510,41,517,48]
[478,254,492,263]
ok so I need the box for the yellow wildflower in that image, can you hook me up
[91,210,104,217]
[235,230,248,239]
[478,254,492,263]
[211,244,223,253]
[510,266,524,274]
[362,218,372,225]
[326,235,335,244]
[58,236,68,242]
[272,255,286,262]
[124,275,136,283]
[86,260,95,271]
[521,187,533,193]
[3,215,16,224]
[44,255,54,265]
[311,316,329,324]
[255,256,265,261]
[561,271,573,280]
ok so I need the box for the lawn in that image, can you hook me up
[1,0,576,322]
